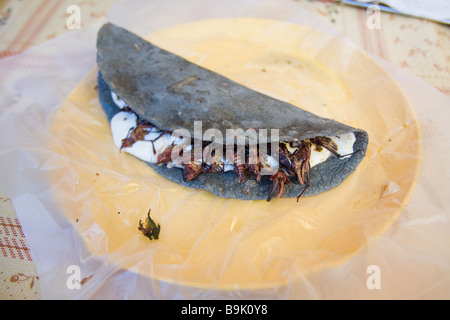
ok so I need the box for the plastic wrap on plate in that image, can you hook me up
[0,0,449,299]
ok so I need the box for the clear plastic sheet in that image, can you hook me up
[0,0,449,299]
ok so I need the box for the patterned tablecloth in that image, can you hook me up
[0,0,449,300]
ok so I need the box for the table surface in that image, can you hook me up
[0,0,449,300]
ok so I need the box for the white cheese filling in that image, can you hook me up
[110,108,186,167]
[109,91,356,173]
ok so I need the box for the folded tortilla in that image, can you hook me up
[96,23,368,200]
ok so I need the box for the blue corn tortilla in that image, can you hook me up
[96,23,368,200]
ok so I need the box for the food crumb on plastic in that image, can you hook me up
[380,180,400,198]
[138,209,161,241]
[80,275,93,285]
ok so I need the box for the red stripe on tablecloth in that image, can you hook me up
[0,217,32,261]
[375,26,390,61]
[357,7,390,61]
[357,8,370,53]
[1,4,47,58]
[16,1,63,54]
[0,237,32,261]
[0,217,26,238]
[0,1,62,59]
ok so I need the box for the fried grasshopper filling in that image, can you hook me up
[109,92,357,201]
